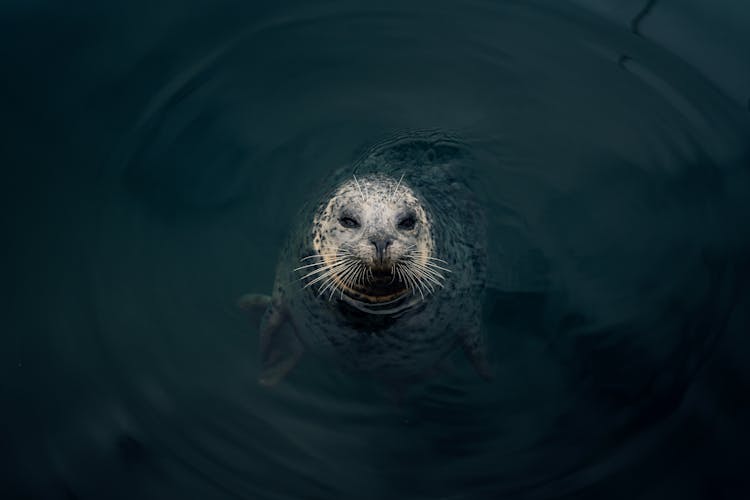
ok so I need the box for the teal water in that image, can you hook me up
[3,1,750,499]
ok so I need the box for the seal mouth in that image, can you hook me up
[348,267,407,302]
[369,266,395,284]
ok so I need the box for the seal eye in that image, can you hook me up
[339,216,360,229]
[397,216,416,230]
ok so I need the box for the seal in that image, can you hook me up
[239,134,491,386]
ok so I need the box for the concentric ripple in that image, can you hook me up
[4,1,750,499]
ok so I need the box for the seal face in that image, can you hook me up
[239,135,491,386]
[306,174,440,307]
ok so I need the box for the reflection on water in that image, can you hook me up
[3,0,750,498]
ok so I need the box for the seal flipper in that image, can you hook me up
[237,293,272,326]
[257,300,304,387]
[459,328,493,381]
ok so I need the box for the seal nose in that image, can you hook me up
[370,237,393,264]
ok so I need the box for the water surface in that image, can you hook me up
[3,1,750,498]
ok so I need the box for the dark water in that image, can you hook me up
[3,1,750,499]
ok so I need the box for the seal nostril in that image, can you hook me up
[371,238,393,262]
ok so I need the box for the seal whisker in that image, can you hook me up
[341,263,354,286]
[299,268,331,281]
[300,253,349,261]
[406,251,449,262]
[328,277,340,301]
[299,262,348,280]
[359,266,367,286]
[327,261,358,300]
[342,265,360,296]
[356,262,368,287]
[325,259,360,300]
[336,261,360,293]
[397,266,414,295]
[304,269,336,288]
[401,252,452,275]
[394,264,404,284]
[386,263,397,286]
[417,269,447,287]
[410,259,441,276]
[401,272,411,292]
[403,265,434,295]
[409,254,450,265]
[298,256,355,279]
[412,266,444,288]
[410,264,438,294]
[403,250,451,269]
[394,175,409,204]
[422,279,436,294]
[390,173,405,203]
[350,263,363,288]
[419,270,446,286]
[353,174,366,202]
[300,255,325,261]
[318,263,352,297]
[317,276,339,298]
[415,256,448,267]
[398,264,425,300]
[303,259,354,288]
[412,260,446,279]
[410,274,426,300]
[294,261,332,272]
[421,261,453,273]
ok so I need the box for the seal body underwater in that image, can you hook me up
[239,136,491,386]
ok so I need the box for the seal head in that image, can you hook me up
[305,174,444,308]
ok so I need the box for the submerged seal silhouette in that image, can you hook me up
[239,136,491,385]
